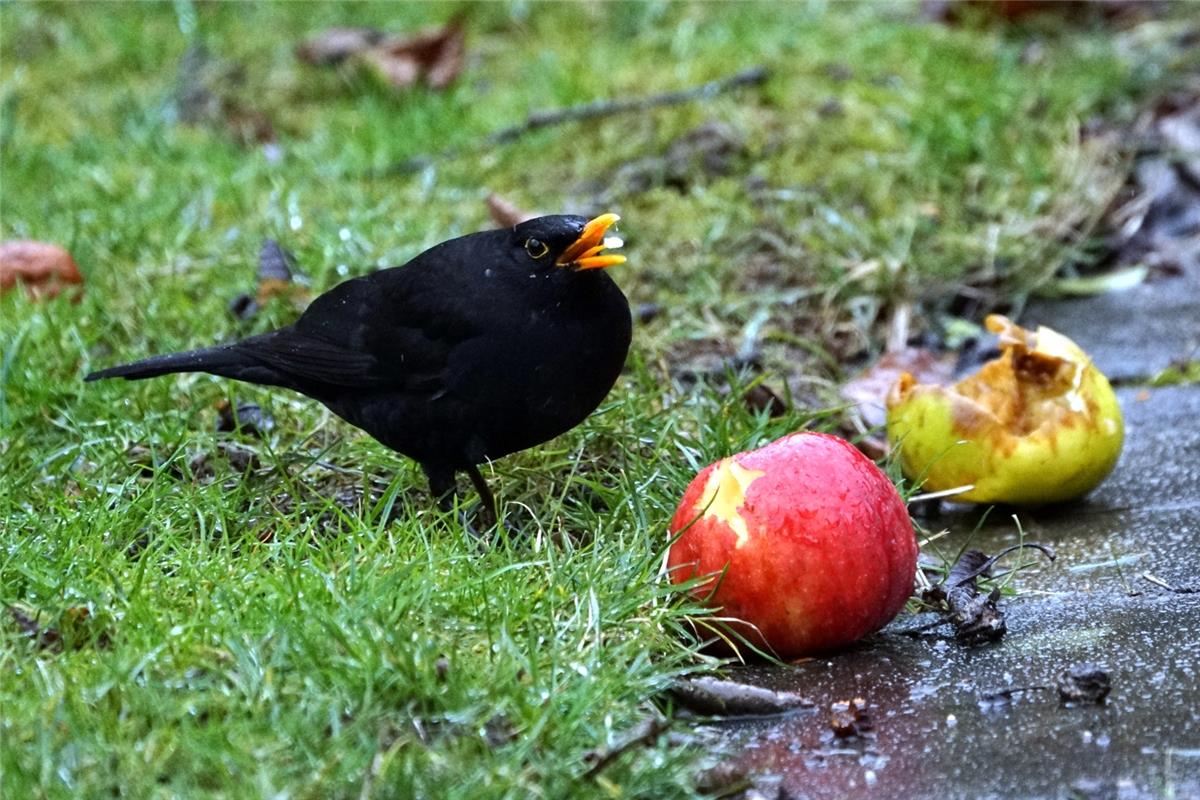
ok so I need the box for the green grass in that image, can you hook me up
[0,1,1178,796]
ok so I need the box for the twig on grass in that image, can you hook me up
[387,66,770,174]
[581,715,671,779]
[488,66,769,144]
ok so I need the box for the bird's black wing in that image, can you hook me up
[237,262,482,393]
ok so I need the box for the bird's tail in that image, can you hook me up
[85,345,277,384]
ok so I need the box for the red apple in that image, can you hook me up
[667,432,917,658]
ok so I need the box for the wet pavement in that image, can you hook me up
[707,385,1200,795]
[1024,272,1199,384]
[703,82,1200,799]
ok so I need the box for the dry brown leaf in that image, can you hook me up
[486,193,538,228]
[1057,664,1112,705]
[0,240,84,301]
[1099,90,1200,275]
[841,348,956,430]
[255,239,309,306]
[297,19,466,91]
[228,240,310,320]
[828,697,871,738]
[918,543,1055,646]
[357,20,465,91]
[841,347,956,458]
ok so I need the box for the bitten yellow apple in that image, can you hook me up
[886,315,1123,505]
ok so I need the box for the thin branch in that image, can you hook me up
[386,66,769,174]
[1141,571,1200,594]
[581,716,670,779]
[488,66,769,145]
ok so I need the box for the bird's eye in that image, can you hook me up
[524,238,549,259]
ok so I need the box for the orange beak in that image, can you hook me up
[556,213,626,270]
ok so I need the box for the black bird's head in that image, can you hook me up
[507,214,626,273]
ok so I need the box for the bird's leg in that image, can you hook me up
[422,462,495,537]
[422,463,458,514]
[465,463,498,531]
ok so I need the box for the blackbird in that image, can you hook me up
[87,214,632,526]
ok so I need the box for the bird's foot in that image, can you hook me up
[458,502,519,543]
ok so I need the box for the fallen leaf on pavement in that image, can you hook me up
[919,543,1056,646]
[828,697,872,738]
[668,676,813,717]
[978,684,1051,708]
[978,664,1112,709]
[1057,663,1112,705]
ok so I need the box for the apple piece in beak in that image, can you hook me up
[557,213,626,270]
